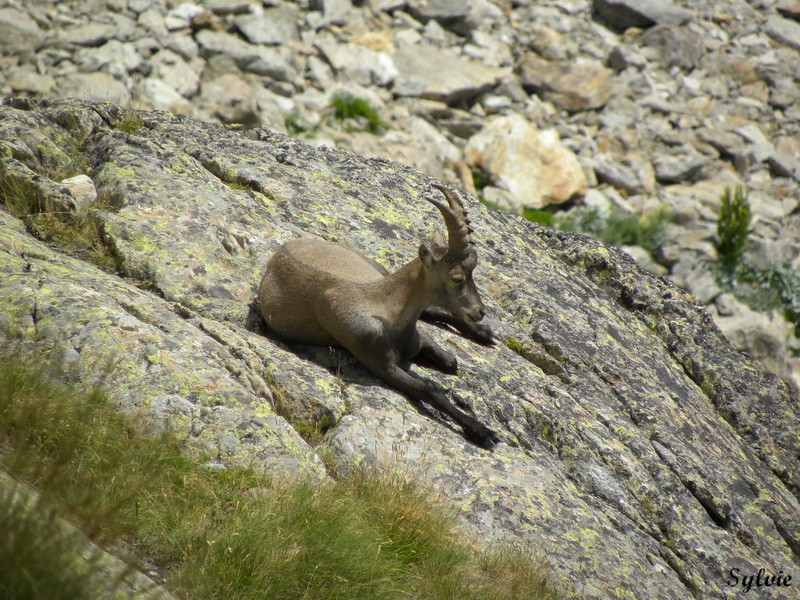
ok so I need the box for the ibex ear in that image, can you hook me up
[430,228,446,250]
[418,243,436,269]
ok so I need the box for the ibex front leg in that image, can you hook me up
[421,307,496,346]
[357,347,500,449]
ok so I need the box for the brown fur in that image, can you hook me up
[258,186,499,449]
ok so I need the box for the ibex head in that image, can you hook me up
[418,184,486,324]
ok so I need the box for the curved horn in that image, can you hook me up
[428,183,473,258]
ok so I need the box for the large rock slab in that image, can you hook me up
[393,42,508,104]
[1,99,799,600]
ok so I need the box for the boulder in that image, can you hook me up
[518,55,614,112]
[466,113,587,208]
[409,0,504,36]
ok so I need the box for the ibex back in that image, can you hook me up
[259,184,500,449]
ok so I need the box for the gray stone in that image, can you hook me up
[334,116,460,182]
[592,0,693,31]
[137,6,168,36]
[410,0,504,36]
[73,40,143,76]
[777,0,800,21]
[766,15,800,51]
[164,2,204,30]
[768,76,800,110]
[393,42,508,104]
[316,40,398,87]
[5,68,56,95]
[60,14,138,45]
[133,78,194,113]
[234,6,299,45]
[196,29,258,62]
[150,49,202,98]
[196,30,300,82]
[652,152,705,183]
[161,32,201,61]
[620,245,668,276]
[518,55,614,111]
[60,174,98,210]
[735,123,776,164]
[128,0,154,13]
[241,46,301,82]
[311,0,352,26]
[592,154,650,194]
[684,265,721,303]
[429,106,485,138]
[640,24,703,70]
[55,72,131,105]
[463,30,515,68]
[606,44,647,71]
[716,304,797,389]
[768,152,800,181]
[205,0,253,15]
[697,128,746,158]
[0,7,44,53]
[59,21,124,46]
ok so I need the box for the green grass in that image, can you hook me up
[0,161,120,273]
[0,481,107,600]
[555,205,669,258]
[115,110,144,134]
[331,94,387,134]
[0,360,571,600]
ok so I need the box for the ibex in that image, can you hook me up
[259,184,500,449]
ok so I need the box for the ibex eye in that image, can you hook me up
[451,275,464,284]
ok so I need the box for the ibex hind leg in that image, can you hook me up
[415,329,458,374]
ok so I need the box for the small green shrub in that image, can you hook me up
[523,208,555,227]
[116,110,144,133]
[715,186,752,274]
[728,264,800,332]
[331,94,387,133]
[0,173,120,273]
[557,205,669,257]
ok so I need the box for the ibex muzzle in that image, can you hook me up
[259,184,500,449]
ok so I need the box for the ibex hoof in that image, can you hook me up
[465,422,501,450]
[468,323,497,347]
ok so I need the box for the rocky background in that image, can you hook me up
[1,0,799,389]
[2,96,800,600]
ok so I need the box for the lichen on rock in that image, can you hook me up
[0,98,798,600]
